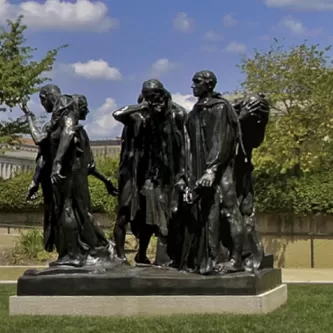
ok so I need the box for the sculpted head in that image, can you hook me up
[39,84,61,113]
[191,70,217,98]
[72,94,89,120]
[141,79,166,113]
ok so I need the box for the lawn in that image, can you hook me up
[0,285,332,333]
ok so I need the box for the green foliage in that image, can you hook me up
[88,157,119,222]
[3,154,333,215]
[0,15,67,144]
[0,157,119,217]
[254,171,333,214]
[0,15,67,108]
[239,39,333,175]
[9,229,54,264]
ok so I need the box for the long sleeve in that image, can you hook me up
[80,127,95,172]
[174,108,187,182]
[205,103,237,176]
[52,111,78,174]
[26,114,48,145]
[113,103,147,126]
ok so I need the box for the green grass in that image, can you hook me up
[0,285,332,332]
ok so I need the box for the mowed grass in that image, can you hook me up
[0,285,332,333]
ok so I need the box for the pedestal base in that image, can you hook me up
[17,266,282,296]
[9,284,287,316]
[11,261,287,316]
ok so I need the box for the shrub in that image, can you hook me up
[0,157,119,218]
[254,171,333,214]
[3,155,333,216]
[8,229,55,264]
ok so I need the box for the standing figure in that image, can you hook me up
[112,95,149,264]
[140,82,187,267]
[22,84,115,267]
[71,94,118,262]
[26,94,118,201]
[181,70,245,274]
[232,93,270,270]
[71,94,118,197]
[112,80,187,266]
[20,85,61,253]
[49,90,117,267]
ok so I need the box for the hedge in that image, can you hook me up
[254,171,333,214]
[0,157,119,220]
[1,158,333,215]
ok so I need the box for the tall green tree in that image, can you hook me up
[0,15,67,144]
[239,39,333,175]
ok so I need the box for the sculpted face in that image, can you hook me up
[40,95,53,113]
[143,89,165,112]
[78,96,89,120]
[141,80,166,113]
[191,75,209,98]
[39,84,61,113]
[72,94,89,120]
[191,70,217,98]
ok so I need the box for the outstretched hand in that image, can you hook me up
[19,101,34,117]
[175,178,186,192]
[51,172,66,185]
[105,179,118,196]
[26,181,39,201]
[245,94,270,114]
[196,170,215,188]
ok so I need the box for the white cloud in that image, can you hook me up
[279,16,306,34]
[223,14,238,27]
[70,59,122,80]
[172,93,196,111]
[203,30,223,41]
[149,58,177,77]
[85,97,121,138]
[225,42,247,53]
[0,0,118,32]
[264,0,333,10]
[173,12,193,32]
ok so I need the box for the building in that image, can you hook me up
[0,137,122,180]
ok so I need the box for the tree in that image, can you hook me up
[238,39,333,175]
[0,15,67,144]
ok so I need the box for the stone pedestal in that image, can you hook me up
[10,284,287,316]
[9,263,288,316]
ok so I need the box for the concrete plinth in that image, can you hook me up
[9,284,287,316]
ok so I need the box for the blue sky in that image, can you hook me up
[1,0,333,139]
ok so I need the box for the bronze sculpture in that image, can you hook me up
[14,75,285,312]
[179,70,245,274]
[112,80,187,267]
[232,93,270,270]
[18,73,270,278]
[21,85,117,267]
[110,74,271,275]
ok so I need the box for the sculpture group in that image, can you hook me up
[21,69,270,276]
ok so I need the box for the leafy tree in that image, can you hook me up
[239,39,333,175]
[0,15,67,144]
